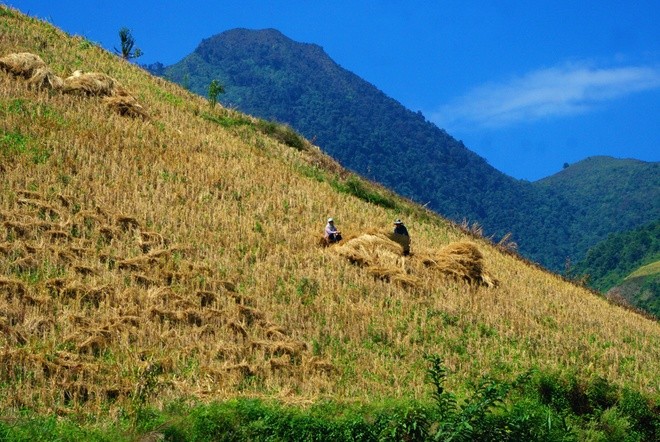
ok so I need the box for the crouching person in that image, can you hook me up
[324,217,342,244]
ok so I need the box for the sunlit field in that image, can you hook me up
[1,6,658,423]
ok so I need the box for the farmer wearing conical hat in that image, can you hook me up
[393,219,410,255]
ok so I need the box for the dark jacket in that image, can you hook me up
[394,224,409,236]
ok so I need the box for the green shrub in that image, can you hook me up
[331,176,398,210]
[186,398,382,441]
[586,376,618,411]
[537,373,577,412]
[207,80,225,108]
[189,400,248,441]
[255,120,306,150]
[1,367,657,441]
[425,354,514,441]
[618,388,659,441]
[201,112,252,128]
[0,414,119,442]
[496,398,573,442]
[566,375,592,416]
[599,407,639,442]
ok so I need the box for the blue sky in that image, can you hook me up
[5,1,659,181]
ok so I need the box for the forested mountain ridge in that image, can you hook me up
[535,157,660,259]
[156,29,660,271]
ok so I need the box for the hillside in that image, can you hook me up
[535,157,660,259]
[571,219,660,317]
[1,7,660,437]
[608,261,660,319]
[157,28,660,271]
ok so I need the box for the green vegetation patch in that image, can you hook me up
[3,358,657,441]
[201,111,252,128]
[331,175,399,210]
[0,129,50,164]
[626,260,660,280]
[255,120,306,150]
[0,6,15,18]
[2,98,64,122]
[201,111,307,151]
[296,163,327,182]
[152,87,183,107]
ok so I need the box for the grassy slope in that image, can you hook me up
[627,261,660,280]
[608,261,660,318]
[1,6,659,419]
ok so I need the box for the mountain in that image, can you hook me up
[2,7,660,438]
[570,219,660,317]
[534,157,660,262]
[157,29,660,271]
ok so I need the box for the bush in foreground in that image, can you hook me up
[1,359,657,441]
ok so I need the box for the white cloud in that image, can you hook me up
[431,62,660,129]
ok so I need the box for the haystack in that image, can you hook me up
[420,241,498,287]
[0,52,46,78]
[62,70,127,96]
[26,66,64,90]
[2,55,145,118]
[388,232,411,255]
[333,232,497,289]
[103,95,148,119]
[333,232,418,287]
[334,232,404,265]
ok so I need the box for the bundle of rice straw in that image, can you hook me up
[103,95,148,119]
[334,231,497,289]
[0,52,63,90]
[2,54,147,118]
[27,66,64,90]
[0,52,46,78]
[420,241,498,287]
[62,70,127,96]
[333,232,418,287]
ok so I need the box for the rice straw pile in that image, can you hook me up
[333,231,497,288]
[1,52,147,118]
[417,241,498,288]
[333,231,419,287]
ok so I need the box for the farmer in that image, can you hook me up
[324,218,342,243]
[393,219,410,255]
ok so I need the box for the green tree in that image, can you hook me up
[207,79,225,108]
[115,27,142,60]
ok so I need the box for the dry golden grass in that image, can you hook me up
[0,5,659,417]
